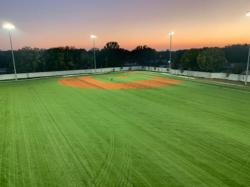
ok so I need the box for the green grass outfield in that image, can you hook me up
[0,71,250,187]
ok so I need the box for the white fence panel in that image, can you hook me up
[153,67,250,83]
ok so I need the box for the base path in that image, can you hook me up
[59,76,181,90]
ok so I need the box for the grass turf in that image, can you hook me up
[93,72,153,83]
[0,71,250,187]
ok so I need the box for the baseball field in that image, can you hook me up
[0,71,250,187]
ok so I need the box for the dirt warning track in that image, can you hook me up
[59,76,181,90]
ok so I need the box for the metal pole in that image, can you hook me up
[245,44,250,85]
[93,39,96,72]
[9,31,17,80]
[169,34,172,69]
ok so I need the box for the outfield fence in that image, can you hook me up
[0,66,249,83]
[142,67,250,83]
[0,66,142,81]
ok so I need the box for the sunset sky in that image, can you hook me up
[1,0,250,50]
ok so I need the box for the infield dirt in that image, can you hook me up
[59,76,181,90]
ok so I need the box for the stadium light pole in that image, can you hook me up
[245,11,250,85]
[168,31,175,70]
[2,22,17,80]
[90,34,97,72]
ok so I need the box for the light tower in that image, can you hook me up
[245,11,250,85]
[2,22,17,80]
[168,31,175,69]
[90,34,97,72]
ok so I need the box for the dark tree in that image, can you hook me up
[0,50,12,74]
[171,50,186,69]
[15,47,43,73]
[104,42,120,50]
[224,44,249,63]
[180,49,201,70]
[197,48,225,72]
[0,43,248,74]
[99,42,128,67]
[131,45,157,66]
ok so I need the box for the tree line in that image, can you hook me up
[0,42,249,74]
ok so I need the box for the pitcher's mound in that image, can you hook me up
[59,76,181,90]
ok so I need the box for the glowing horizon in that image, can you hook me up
[1,0,250,51]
